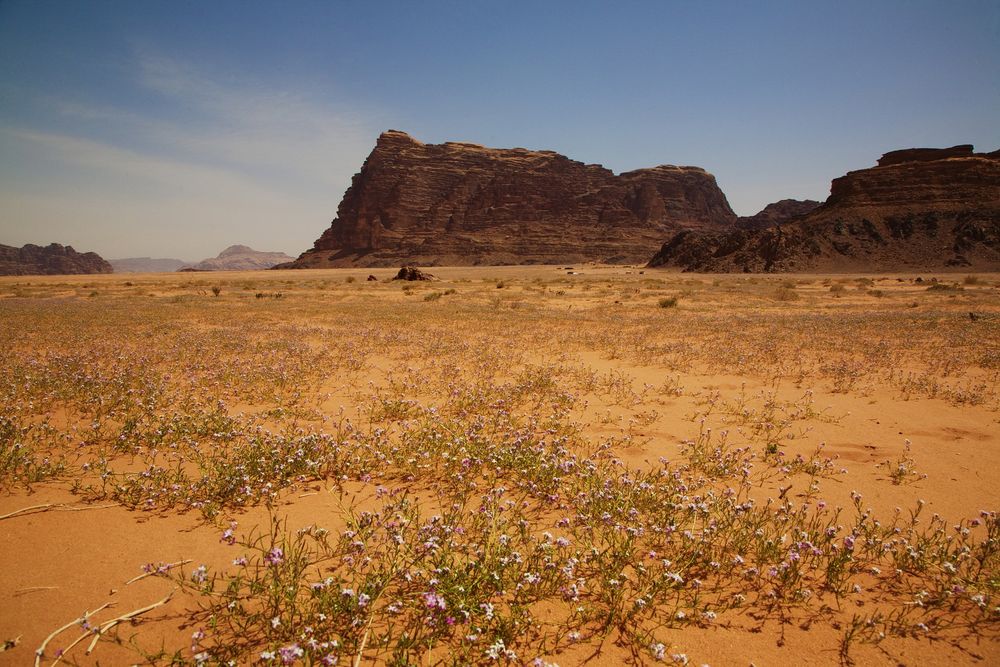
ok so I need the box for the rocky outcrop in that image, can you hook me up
[182,245,295,271]
[392,266,437,281]
[110,257,188,273]
[737,199,822,229]
[283,130,736,267]
[649,146,1000,272]
[0,243,113,276]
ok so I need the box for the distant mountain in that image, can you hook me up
[110,257,188,273]
[181,245,295,271]
[737,199,822,229]
[649,145,1000,272]
[0,243,113,276]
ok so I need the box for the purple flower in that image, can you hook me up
[423,591,447,611]
[265,547,284,566]
[278,643,303,664]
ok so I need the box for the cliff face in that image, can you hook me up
[285,130,736,267]
[0,243,113,276]
[649,147,1000,272]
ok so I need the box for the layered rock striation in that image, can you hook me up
[649,146,1000,272]
[284,130,736,267]
[0,243,113,276]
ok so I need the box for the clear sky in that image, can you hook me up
[1,1,998,261]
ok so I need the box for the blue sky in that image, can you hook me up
[1,1,998,260]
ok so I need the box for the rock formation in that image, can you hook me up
[737,199,822,229]
[392,266,437,281]
[282,130,736,267]
[649,146,1000,272]
[182,245,295,271]
[0,243,113,276]
[110,257,188,273]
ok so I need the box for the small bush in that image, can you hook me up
[423,291,442,302]
[963,275,980,285]
[773,287,800,302]
[658,296,678,308]
[345,276,356,284]
[211,286,222,297]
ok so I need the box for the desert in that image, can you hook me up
[2,3,998,665]
[1,266,997,665]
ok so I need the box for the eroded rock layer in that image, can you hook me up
[0,243,113,276]
[285,131,736,267]
[649,147,1000,272]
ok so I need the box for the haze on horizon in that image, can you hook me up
[1,1,998,261]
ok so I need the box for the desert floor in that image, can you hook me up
[0,266,998,666]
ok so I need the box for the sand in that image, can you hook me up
[0,266,997,666]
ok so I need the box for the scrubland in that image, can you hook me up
[0,266,998,666]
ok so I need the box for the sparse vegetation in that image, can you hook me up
[0,268,997,666]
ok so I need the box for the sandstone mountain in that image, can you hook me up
[182,245,295,271]
[737,199,822,229]
[649,145,1000,272]
[110,257,188,273]
[0,243,113,276]
[283,130,736,267]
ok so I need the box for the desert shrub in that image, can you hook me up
[211,286,222,297]
[773,287,800,301]
[423,291,442,302]
[345,276,356,284]
[658,296,678,308]
[963,275,980,285]
[829,284,846,296]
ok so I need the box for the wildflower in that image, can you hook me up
[650,642,666,660]
[191,565,208,584]
[423,591,447,611]
[220,521,237,545]
[261,650,276,661]
[278,643,303,664]
[265,547,284,566]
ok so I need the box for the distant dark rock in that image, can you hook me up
[367,274,378,281]
[392,266,437,281]
[0,243,113,276]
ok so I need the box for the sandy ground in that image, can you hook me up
[0,265,998,666]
